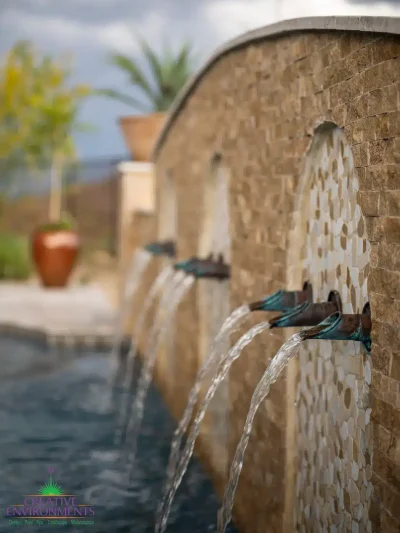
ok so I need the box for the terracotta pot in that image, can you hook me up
[32,230,80,288]
[118,112,166,161]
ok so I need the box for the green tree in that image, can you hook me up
[0,40,92,221]
[0,41,37,170]
[99,37,195,112]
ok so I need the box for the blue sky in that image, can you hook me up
[1,0,399,160]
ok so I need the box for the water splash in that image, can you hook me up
[90,450,120,462]
[110,248,152,389]
[164,305,250,496]
[125,274,195,474]
[85,478,139,505]
[217,333,303,533]
[114,265,175,446]
[155,321,270,533]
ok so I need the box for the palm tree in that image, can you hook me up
[99,37,195,112]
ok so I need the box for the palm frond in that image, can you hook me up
[137,36,164,91]
[108,53,156,103]
[174,45,190,74]
[95,88,149,111]
[103,38,195,112]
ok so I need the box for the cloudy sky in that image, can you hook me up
[1,0,400,159]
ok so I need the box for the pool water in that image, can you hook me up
[0,337,237,532]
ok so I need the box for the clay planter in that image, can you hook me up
[32,229,80,288]
[118,112,166,161]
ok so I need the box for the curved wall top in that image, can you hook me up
[152,15,400,160]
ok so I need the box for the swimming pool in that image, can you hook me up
[0,337,236,532]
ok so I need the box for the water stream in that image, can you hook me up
[110,248,152,391]
[162,306,250,505]
[155,321,270,533]
[114,265,175,446]
[125,274,195,475]
[118,270,186,458]
[217,333,303,533]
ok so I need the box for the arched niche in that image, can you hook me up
[158,169,177,242]
[157,169,178,390]
[197,153,232,484]
[198,153,231,263]
[286,123,372,533]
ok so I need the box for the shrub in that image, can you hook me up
[0,233,32,280]
[37,212,75,233]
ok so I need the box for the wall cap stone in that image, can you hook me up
[153,15,400,159]
[118,161,154,173]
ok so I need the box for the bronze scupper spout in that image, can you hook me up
[269,291,342,329]
[249,282,313,313]
[173,253,230,280]
[299,302,372,354]
[144,240,176,258]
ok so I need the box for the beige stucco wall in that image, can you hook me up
[117,162,157,332]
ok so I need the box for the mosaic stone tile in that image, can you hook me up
[291,128,371,532]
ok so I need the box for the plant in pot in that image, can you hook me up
[32,214,79,288]
[0,41,93,288]
[30,91,93,288]
[98,37,195,161]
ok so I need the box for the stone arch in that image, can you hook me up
[285,123,372,533]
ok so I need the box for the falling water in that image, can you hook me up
[164,305,250,491]
[125,274,195,474]
[155,270,188,325]
[110,248,153,389]
[217,333,303,533]
[85,273,187,498]
[155,321,270,533]
[120,269,186,450]
[114,265,175,446]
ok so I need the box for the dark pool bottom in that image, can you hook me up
[0,337,237,533]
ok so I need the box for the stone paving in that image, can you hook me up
[0,282,118,349]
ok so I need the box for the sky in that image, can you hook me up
[1,0,400,160]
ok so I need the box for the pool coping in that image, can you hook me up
[0,323,132,353]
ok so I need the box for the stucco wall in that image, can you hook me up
[139,24,400,533]
[120,210,158,335]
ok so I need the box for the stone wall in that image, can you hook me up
[145,22,400,533]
